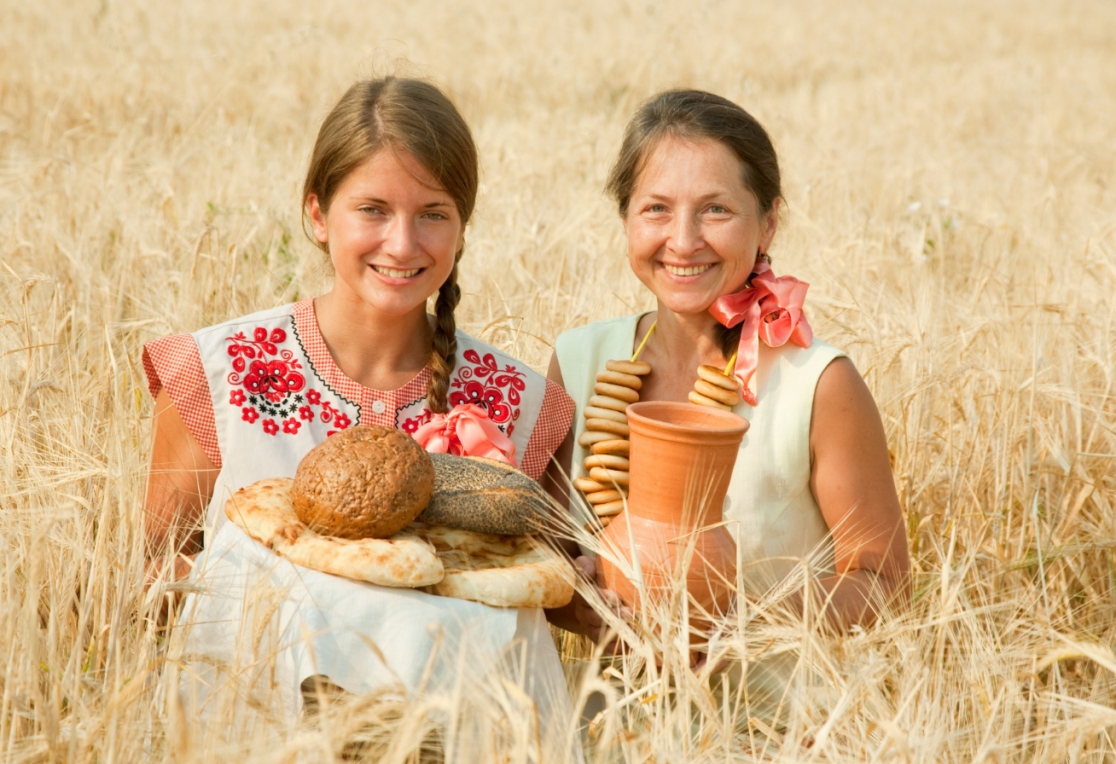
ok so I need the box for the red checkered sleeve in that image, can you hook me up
[142,334,222,468]
[519,379,575,480]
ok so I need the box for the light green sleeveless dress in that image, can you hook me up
[555,314,847,724]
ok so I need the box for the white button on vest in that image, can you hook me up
[371,400,386,415]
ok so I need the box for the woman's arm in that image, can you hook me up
[803,357,911,630]
[144,387,220,588]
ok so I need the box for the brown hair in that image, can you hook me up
[303,77,478,413]
[605,89,783,360]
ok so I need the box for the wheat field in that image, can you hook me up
[3,0,1116,760]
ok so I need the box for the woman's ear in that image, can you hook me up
[306,194,329,244]
[759,197,781,251]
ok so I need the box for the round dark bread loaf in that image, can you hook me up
[291,425,435,539]
[420,454,552,535]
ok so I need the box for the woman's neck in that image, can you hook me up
[313,289,434,391]
[636,304,728,403]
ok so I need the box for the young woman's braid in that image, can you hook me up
[427,255,462,413]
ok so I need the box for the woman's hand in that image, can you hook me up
[546,555,633,644]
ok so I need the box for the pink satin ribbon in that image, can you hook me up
[708,260,813,406]
[413,403,518,466]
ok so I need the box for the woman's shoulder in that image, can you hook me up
[556,314,640,347]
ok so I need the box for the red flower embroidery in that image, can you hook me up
[402,410,433,434]
[227,323,355,438]
[244,360,305,397]
[448,349,525,427]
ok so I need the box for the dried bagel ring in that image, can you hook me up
[594,382,639,403]
[697,365,741,391]
[597,370,643,390]
[688,390,734,411]
[578,430,616,448]
[583,406,628,424]
[585,489,625,504]
[574,477,610,493]
[585,418,630,437]
[589,395,628,413]
[693,378,740,407]
[590,439,630,456]
[585,454,631,471]
[593,500,626,517]
[606,360,652,376]
[589,490,624,504]
[589,467,630,487]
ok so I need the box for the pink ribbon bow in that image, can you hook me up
[413,403,518,466]
[708,259,813,406]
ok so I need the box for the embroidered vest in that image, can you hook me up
[145,300,570,542]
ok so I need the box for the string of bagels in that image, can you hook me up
[576,257,814,531]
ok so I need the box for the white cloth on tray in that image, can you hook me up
[171,521,576,750]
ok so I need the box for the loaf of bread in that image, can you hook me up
[291,425,435,539]
[418,454,552,535]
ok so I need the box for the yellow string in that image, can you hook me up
[631,321,657,362]
[632,319,738,379]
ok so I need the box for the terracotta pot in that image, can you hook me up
[599,401,748,617]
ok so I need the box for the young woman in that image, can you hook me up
[548,89,911,715]
[143,77,575,732]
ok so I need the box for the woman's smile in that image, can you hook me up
[661,262,716,278]
[370,264,426,282]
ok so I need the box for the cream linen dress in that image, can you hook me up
[555,314,846,723]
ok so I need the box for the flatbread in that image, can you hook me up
[415,525,575,609]
[225,478,444,588]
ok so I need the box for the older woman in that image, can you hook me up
[547,90,910,652]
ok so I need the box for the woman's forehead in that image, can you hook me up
[633,135,748,195]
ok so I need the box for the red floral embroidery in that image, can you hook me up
[244,360,305,401]
[401,410,432,434]
[226,324,354,437]
[449,349,525,434]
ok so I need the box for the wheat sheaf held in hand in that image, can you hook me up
[2,0,1116,761]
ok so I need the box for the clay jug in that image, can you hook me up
[599,401,748,617]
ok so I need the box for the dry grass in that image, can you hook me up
[3,0,1116,760]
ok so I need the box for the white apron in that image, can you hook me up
[145,300,577,754]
